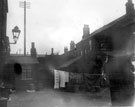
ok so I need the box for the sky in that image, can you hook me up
[7,0,130,55]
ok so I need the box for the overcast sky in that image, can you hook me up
[7,0,131,55]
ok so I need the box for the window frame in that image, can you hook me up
[21,65,32,80]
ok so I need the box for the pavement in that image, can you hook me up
[7,88,112,107]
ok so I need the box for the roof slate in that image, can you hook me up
[6,56,39,64]
[58,56,81,70]
[82,15,127,41]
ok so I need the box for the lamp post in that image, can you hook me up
[10,26,21,44]
[19,1,30,56]
[133,32,135,55]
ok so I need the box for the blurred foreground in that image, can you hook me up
[7,88,111,107]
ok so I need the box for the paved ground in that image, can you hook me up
[7,88,112,107]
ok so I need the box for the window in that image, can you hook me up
[100,43,106,51]
[81,51,83,56]
[85,50,87,54]
[89,40,92,50]
[21,65,32,80]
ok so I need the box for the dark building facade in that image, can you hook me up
[57,0,135,97]
[37,49,61,89]
[0,1,11,106]
[57,0,135,105]
[5,55,39,91]
[4,43,39,91]
[61,0,135,73]
[75,0,135,72]
[0,0,10,79]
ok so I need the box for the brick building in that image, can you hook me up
[4,42,39,91]
[60,0,135,74]
[57,0,135,94]
[0,0,10,80]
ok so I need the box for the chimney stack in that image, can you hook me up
[82,24,90,39]
[30,42,37,57]
[70,41,75,50]
[126,0,134,15]
[32,42,35,48]
[64,47,68,53]
[51,48,54,55]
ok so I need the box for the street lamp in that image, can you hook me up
[10,26,21,44]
